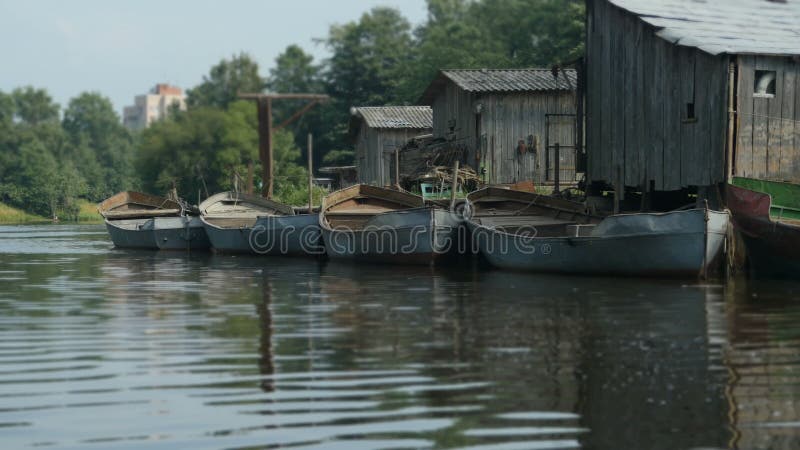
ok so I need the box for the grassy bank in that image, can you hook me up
[0,203,49,224]
[75,200,103,223]
[0,200,103,224]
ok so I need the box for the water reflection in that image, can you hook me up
[713,280,800,450]
[1,225,800,449]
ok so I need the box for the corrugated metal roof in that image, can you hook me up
[607,0,800,56]
[418,68,577,105]
[441,69,577,93]
[350,106,432,129]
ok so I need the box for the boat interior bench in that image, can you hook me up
[474,216,597,237]
[204,216,260,229]
[103,209,181,219]
[325,208,397,230]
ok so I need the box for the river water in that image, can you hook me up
[1,224,800,450]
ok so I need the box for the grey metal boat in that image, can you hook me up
[103,217,157,249]
[98,191,183,249]
[199,191,320,255]
[249,213,323,256]
[153,216,211,251]
[319,184,462,264]
[466,187,730,278]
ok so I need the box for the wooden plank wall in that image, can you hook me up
[429,83,575,185]
[586,0,729,190]
[355,125,430,186]
[735,56,800,183]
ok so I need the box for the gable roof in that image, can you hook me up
[606,0,800,56]
[419,68,577,105]
[350,106,432,130]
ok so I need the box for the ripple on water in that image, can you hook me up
[5,225,800,449]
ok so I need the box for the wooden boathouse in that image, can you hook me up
[349,106,432,186]
[419,69,578,186]
[585,0,800,207]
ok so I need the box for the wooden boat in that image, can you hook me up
[319,184,462,264]
[726,183,800,277]
[466,187,729,278]
[732,177,800,220]
[199,191,321,255]
[98,191,183,249]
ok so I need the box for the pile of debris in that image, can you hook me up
[399,135,480,191]
[410,165,480,192]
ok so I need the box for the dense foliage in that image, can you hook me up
[1,0,584,218]
[0,89,134,220]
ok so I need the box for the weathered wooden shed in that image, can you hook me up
[585,0,800,197]
[349,106,432,186]
[419,69,578,185]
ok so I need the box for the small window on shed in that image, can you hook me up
[754,70,777,98]
[685,102,696,121]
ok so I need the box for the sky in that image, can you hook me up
[0,0,427,116]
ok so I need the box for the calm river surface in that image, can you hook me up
[2,224,800,450]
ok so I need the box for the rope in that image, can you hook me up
[512,194,544,216]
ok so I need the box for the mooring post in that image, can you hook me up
[450,160,460,212]
[307,133,313,213]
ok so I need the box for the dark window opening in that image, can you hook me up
[754,70,777,97]
[686,102,696,121]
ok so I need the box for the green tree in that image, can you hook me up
[12,86,60,125]
[0,91,14,126]
[62,92,136,199]
[187,53,264,109]
[137,101,259,199]
[0,138,86,219]
[324,7,413,107]
[322,149,355,166]
[266,44,330,170]
[135,100,318,206]
[267,45,322,95]
[316,7,415,161]
[398,0,510,102]
[473,0,585,66]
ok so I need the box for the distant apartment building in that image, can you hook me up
[122,84,186,130]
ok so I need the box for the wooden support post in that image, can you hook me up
[725,61,737,183]
[640,172,648,212]
[554,142,561,195]
[246,160,254,194]
[614,165,622,215]
[450,160,460,212]
[239,92,329,200]
[394,149,400,189]
[307,133,313,212]
[257,98,274,199]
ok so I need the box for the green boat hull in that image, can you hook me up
[732,177,800,220]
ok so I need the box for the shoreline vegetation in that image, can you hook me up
[0,201,103,225]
